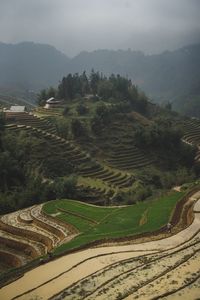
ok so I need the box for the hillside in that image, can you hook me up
[1,74,200,294]
[0,42,200,115]
[70,44,200,102]
[0,72,199,215]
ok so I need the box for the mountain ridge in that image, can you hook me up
[0,41,199,114]
[0,41,70,90]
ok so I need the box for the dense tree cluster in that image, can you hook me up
[0,123,77,213]
[71,119,87,138]
[134,122,196,169]
[38,71,148,114]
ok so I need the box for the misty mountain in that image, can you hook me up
[0,41,70,91]
[0,41,199,113]
[69,44,200,104]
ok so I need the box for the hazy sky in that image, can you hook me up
[0,0,200,56]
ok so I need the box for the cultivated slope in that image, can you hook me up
[0,191,199,300]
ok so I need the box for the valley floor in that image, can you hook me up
[0,193,200,300]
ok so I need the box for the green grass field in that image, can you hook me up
[43,191,184,254]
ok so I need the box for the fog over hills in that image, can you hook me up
[0,41,70,90]
[0,41,200,113]
[69,44,200,102]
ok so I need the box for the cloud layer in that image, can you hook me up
[0,0,199,56]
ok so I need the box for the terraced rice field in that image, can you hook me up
[0,191,200,300]
[0,204,77,272]
[95,118,154,171]
[2,113,200,298]
[0,190,184,275]
[7,113,57,134]
[43,192,183,254]
[182,118,200,161]
[182,118,200,145]
[5,114,135,198]
[106,145,154,170]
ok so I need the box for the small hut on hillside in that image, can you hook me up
[10,106,27,112]
[44,97,63,109]
[4,106,28,121]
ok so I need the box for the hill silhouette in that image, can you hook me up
[0,42,200,115]
[0,41,70,90]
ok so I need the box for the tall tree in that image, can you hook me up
[38,89,48,106]
[90,70,100,95]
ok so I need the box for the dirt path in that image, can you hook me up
[0,193,200,300]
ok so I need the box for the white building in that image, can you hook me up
[44,97,63,109]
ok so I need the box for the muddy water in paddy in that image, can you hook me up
[0,196,200,300]
[0,251,155,300]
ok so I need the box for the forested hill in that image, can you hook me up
[0,70,198,214]
[69,44,200,111]
[0,42,200,115]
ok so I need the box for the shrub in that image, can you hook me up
[63,106,70,116]
[76,103,88,115]
[54,118,69,138]
[54,176,77,199]
[133,186,152,202]
[71,119,87,138]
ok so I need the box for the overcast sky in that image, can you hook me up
[0,0,200,57]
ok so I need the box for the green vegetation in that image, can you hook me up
[38,71,148,115]
[1,72,199,215]
[1,42,200,117]
[0,121,77,213]
[43,191,184,254]
[49,199,117,221]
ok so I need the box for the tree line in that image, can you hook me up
[134,121,197,170]
[38,71,148,115]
